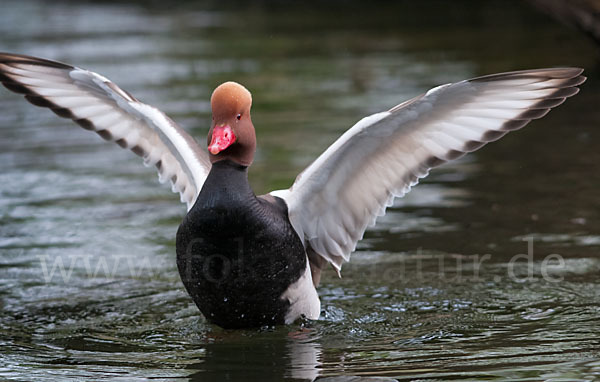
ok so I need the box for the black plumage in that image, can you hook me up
[176,160,307,328]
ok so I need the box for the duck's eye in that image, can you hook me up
[236,114,242,120]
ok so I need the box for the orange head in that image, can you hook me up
[207,82,256,166]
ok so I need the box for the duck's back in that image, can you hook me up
[176,160,307,328]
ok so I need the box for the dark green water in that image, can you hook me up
[1,1,599,380]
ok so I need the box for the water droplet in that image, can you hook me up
[224,297,228,302]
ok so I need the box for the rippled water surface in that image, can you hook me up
[1,1,599,380]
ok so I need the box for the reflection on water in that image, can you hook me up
[184,330,321,382]
[1,0,600,381]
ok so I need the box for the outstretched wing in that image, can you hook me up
[0,53,210,209]
[272,68,585,276]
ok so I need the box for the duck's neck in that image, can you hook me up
[193,159,256,210]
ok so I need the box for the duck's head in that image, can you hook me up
[208,81,256,166]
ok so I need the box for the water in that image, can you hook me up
[1,1,599,380]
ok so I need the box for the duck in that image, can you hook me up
[0,53,585,328]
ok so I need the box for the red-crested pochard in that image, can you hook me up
[0,53,585,328]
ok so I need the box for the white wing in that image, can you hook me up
[272,68,585,276]
[0,53,210,209]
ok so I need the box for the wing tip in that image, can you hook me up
[470,67,585,83]
[0,52,73,70]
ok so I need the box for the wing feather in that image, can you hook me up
[0,53,210,209]
[273,68,586,276]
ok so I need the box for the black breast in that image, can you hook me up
[176,160,306,328]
